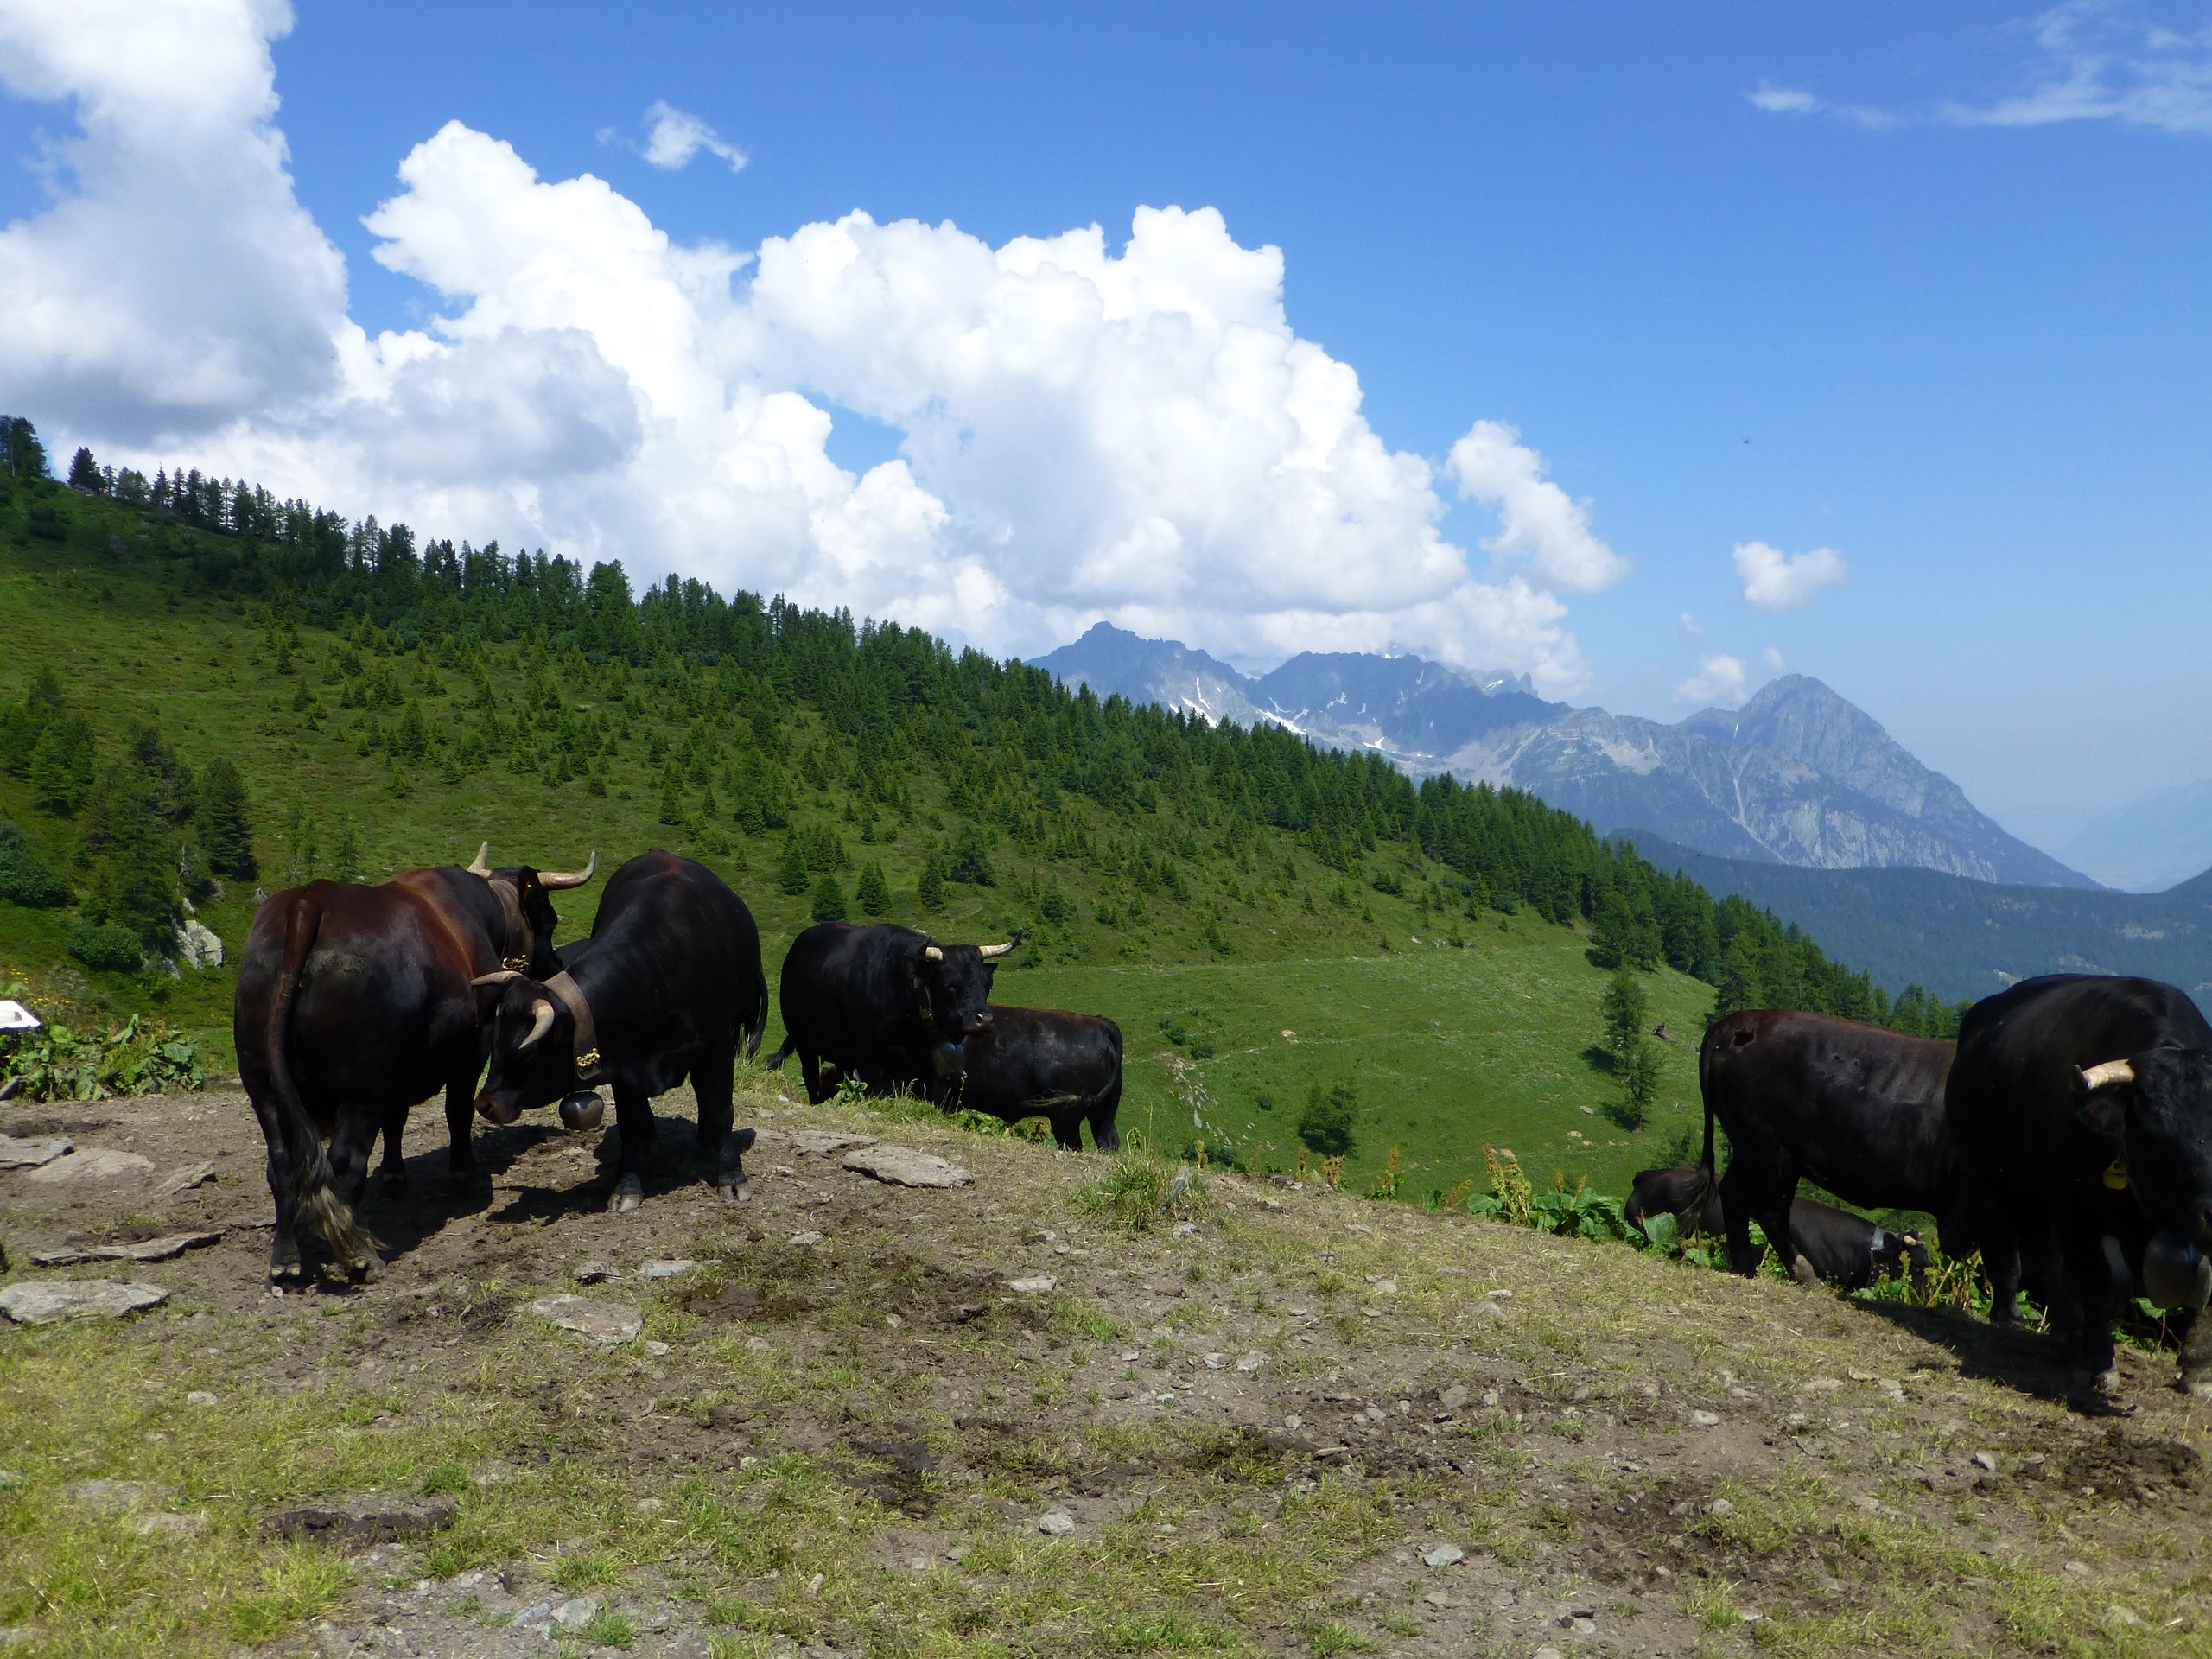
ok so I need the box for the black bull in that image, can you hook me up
[930,1005,1124,1150]
[1626,1167,1928,1291]
[1697,1009,1974,1282]
[235,849,594,1281]
[474,851,769,1212]
[768,922,1014,1103]
[1947,973,2212,1394]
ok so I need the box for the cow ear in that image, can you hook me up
[2075,1091,2126,1137]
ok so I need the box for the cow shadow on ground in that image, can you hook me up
[1852,1298,2145,1415]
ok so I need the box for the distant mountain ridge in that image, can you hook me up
[1625,834,2212,1002]
[1031,623,2095,889]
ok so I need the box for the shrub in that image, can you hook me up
[810,874,848,924]
[946,823,995,886]
[777,839,810,895]
[66,920,143,972]
[855,861,892,916]
[1297,1080,1358,1156]
[0,823,67,907]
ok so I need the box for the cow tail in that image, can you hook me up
[745,976,770,1062]
[763,1033,795,1071]
[1689,1020,1722,1209]
[265,894,376,1271]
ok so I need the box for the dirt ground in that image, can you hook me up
[2,1079,2208,1658]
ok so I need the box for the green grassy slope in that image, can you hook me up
[1010,925,1715,1198]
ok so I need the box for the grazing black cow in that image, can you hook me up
[931,1005,1123,1151]
[768,923,1014,1104]
[1946,974,2212,1395]
[235,844,594,1281]
[474,851,769,1212]
[1627,1165,1723,1236]
[1627,1168,1924,1289]
[1699,1009,1969,1282]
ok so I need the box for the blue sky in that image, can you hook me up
[3,1,2209,838]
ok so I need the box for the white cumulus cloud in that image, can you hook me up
[0,0,1622,695]
[1446,420,1630,594]
[1748,82,1821,115]
[1733,539,1847,611]
[1676,654,1747,708]
[640,101,747,171]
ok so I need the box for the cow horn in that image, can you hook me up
[471,969,522,988]
[924,945,944,962]
[517,999,557,1052]
[466,841,492,877]
[977,940,1015,959]
[2078,1058,2136,1091]
[538,852,597,890]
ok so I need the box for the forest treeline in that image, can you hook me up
[3,419,1965,1036]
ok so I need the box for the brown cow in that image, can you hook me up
[234,845,594,1281]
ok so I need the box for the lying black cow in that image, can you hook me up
[1699,1009,1970,1281]
[474,851,768,1211]
[1627,1167,1926,1290]
[931,1005,1123,1150]
[1947,973,2212,1395]
[235,844,594,1281]
[769,923,1013,1103]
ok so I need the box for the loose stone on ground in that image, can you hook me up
[842,1144,974,1188]
[0,1280,168,1325]
[529,1294,644,1345]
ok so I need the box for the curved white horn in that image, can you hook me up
[517,1000,557,1052]
[539,851,597,890]
[2078,1058,2136,1091]
[466,841,492,877]
[977,940,1015,959]
[471,969,522,988]
[923,945,944,962]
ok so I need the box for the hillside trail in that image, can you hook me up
[1,1080,2207,1658]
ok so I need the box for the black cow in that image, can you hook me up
[1627,1168,1924,1289]
[1946,974,2212,1395]
[474,851,769,1211]
[768,923,1014,1104]
[235,844,594,1281]
[1699,1009,1969,1281]
[931,1005,1123,1150]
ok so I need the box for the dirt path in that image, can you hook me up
[2,1082,2207,1657]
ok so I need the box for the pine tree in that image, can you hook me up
[855,860,892,916]
[196,758,256,879]
[810,874,849,924]
[1600,965,1662,1127]
[777,838,810,895]
[658,770,686,826]
[918,860,946,913]
[331,818,363,882]
[28,712,96,815]
[1297,1081,1358,1156]
[81,763,179,946]
[67,446,102,492]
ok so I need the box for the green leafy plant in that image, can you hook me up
[0,1003,207,1100]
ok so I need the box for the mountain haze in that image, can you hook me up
[1032,624,2094,889]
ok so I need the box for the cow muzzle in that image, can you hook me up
[474,1090,521,1127]
[2144,1230,2212,1312]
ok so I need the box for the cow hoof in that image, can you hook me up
[717,1181,749,1205]
[611,1176,644,1214]
[347,1255,384,1285]
[2183,1373,2212,1402]
[379,1171,407,1198]
[1789,1255,1822,1287]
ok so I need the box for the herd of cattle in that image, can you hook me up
[1629,991,2212,1395]
[234,846,2211,1398]
[235,848,1120,1283]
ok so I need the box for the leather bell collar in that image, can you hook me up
[542,970,602,1083]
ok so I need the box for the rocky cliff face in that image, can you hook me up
[1027,626,2097,888]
